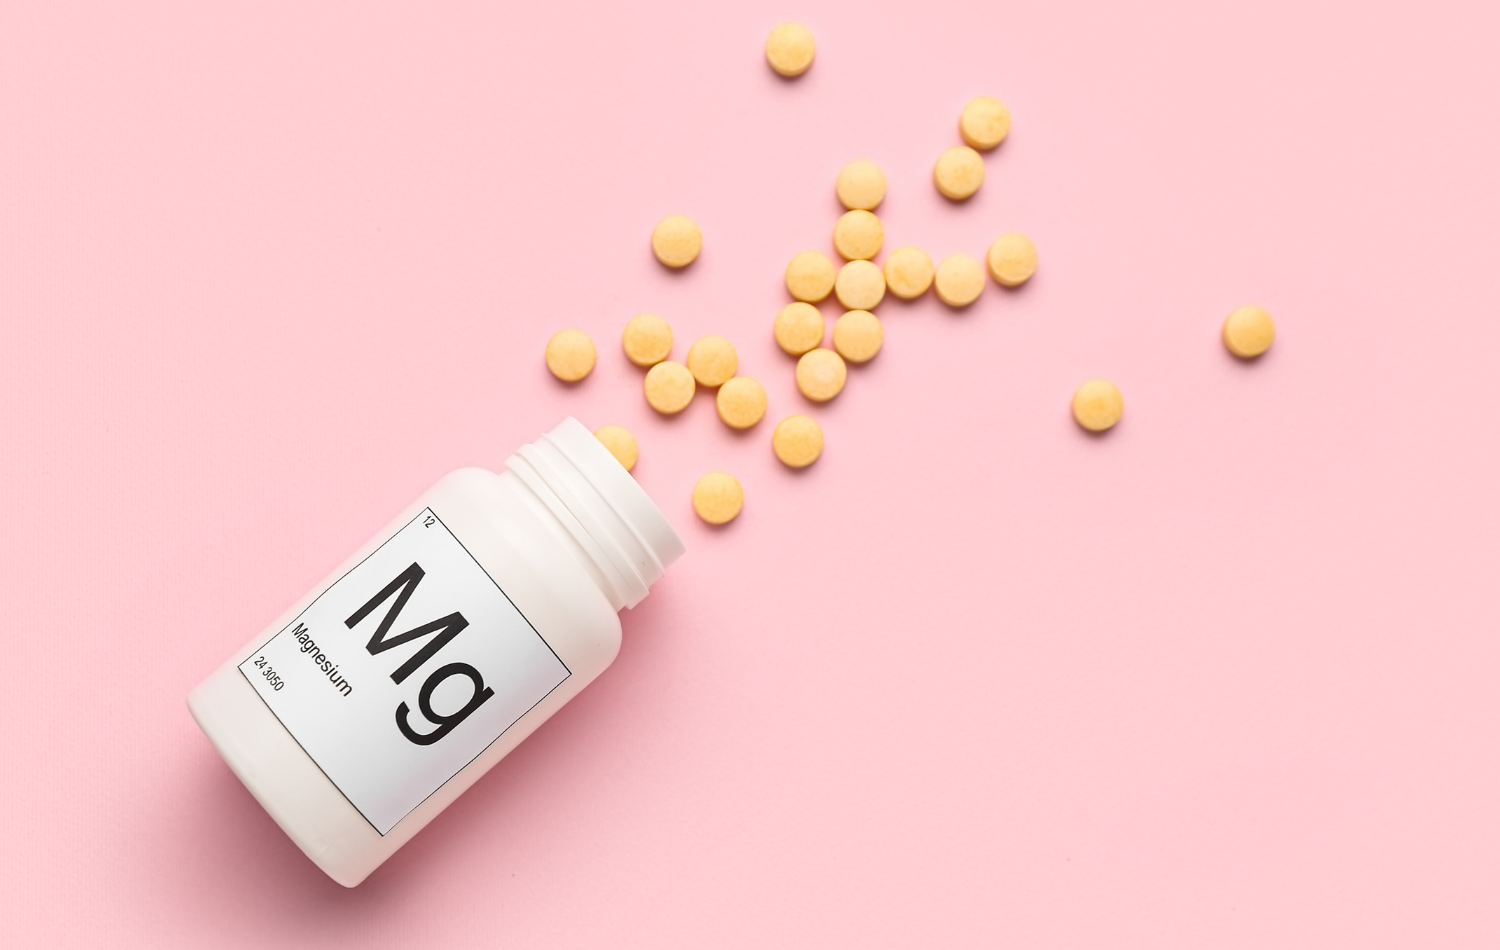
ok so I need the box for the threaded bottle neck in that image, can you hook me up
[505,418,685,611]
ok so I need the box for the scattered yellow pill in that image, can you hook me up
[934,254,985,307]
[1222,305,1276,358]
[594,425,639,472]
[836,160,886,211]
[716,376,768,429]
[834,209,884,261]
[644,360,695,414]
[651,215,702,268]
[835,259,886,310]
[545,329,596,382]
[772,414,824,468]
[774,302,825,355]
[621,313,674,367]
[884,246,934,300]
[685,335,738,387]
[796,347,847,402]
[986,233,1038,288]
[933,145,985,200]
[959,96,1011,151]
[765,22,815,77]
[833,310,883,363]
[692,472,744,525]
[786,250,837,303]
[1072,379,1124,432]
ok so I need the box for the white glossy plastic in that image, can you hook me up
[187,418,684,886]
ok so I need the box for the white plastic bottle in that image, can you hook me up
[188,418,684,886]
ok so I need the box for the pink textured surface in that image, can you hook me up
[2,1,1498,945]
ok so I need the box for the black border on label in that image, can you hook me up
[238,507,573,835]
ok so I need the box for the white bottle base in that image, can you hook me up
[190,667,382,886]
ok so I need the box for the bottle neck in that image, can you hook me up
[505,418,684,611]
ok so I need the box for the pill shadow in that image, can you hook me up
[1075,423,1121,438]
[773,455,823,479]
[719,411,762,441]
[646,245,700,278]
[996,276,1036,298]
[927,275,1035,315]
[696,515,742,533]
[1071,407,1124,438]
[935,192,979,207]
[937,300,980,315]
[1219,343,1276,367]
[649,387,708,426]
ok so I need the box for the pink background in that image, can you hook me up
[3,0,1498,945]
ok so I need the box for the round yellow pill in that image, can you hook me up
[621,313,673,367]
[651,215,702,268]
[836,160,886,211]
[934,145,985,200]
[644,360,695,414]
[835,259,886,310]
[1072,379,1124,432]
[834,209,884,261]
[934,254,985,307]
[960,96,1011,150]
[685,335,738,387]
[716,376,768,429]
[765,22,815,77]
[774,302,825,355]
[796,347,847,402]
[692,472,744,525]
[594,425,639,472]
[772,414,824,468]
[987,233,1038,288]
[785,250,837,303]
[884,246,934,300]
[1222,305,1276,358]
[833,310,883,363]
[545,329,596,382]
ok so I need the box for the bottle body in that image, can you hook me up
[188,420,682,886]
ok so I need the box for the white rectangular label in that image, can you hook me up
[239,508,569,834]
